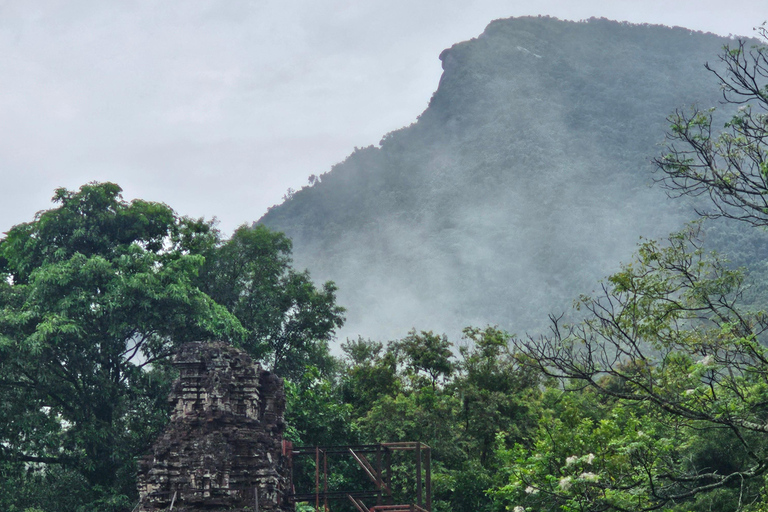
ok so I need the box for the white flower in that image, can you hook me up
[579,472,599,482]
[685,388,696,395]
[559,476,573,491]
[585,453,595,465]
[513,506,525,512]
[565,455,578,466]
[525,485,539,495]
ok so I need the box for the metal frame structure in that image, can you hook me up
[285,442,431,512]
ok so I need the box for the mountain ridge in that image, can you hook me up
[259,16,762,342]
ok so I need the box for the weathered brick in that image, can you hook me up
[137,341,293,512]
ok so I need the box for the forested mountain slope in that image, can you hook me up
[259,16,766,341]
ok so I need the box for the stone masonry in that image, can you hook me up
[137,341,293,512]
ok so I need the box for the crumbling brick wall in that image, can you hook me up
[137,341,293,512]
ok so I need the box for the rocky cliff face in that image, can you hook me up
[259,17,749,341]
[137,342,293,512]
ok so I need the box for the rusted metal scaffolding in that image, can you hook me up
[285,441,431,512]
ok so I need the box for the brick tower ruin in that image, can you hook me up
[137,341,293,512]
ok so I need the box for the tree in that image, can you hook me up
[0,183,243,509]
[197,224,345,380]
[393,329,454,389]
[504,225,768,511]
[0,182,345,511]
[340,337,401,414]
[654,24,768,227]
[456,327,540,464]
[284,365,356,447]
[427,327,543,512]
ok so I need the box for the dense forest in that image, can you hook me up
[2,15,768,512]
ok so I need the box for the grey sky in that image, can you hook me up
[1,0,765,236]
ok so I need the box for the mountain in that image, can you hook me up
[259,16,766,342]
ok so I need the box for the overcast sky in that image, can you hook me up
[1,0,765,236]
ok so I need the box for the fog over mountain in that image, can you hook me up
[259,16,766,342]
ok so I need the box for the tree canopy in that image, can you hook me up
[0,182,343,511]
[197,224,344,380]
[504,225,768,511]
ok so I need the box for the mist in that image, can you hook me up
[260,17,755,343]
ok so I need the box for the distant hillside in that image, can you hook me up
[259,16,767,341]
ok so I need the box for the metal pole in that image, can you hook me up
[169,491,177,511]
[376,444,383,506]
[425,447,431,512]
[323,449,328,512]
[416,443,422,508]
[290,444,295,505]
[385,447,392,504]
[254,487,260,512]
[315,447,320,512]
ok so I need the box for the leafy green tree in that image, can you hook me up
[285,365,356,447]
[655,24,768,226]
[0,182,345,511]
[340,337,402,414]
[197,224,345,380]
[456,326,540,464]
[0,183,243,509]
[393,329,454,389]
[343,332,460,460]
[335,328,545,512]
[504,225,768,511]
